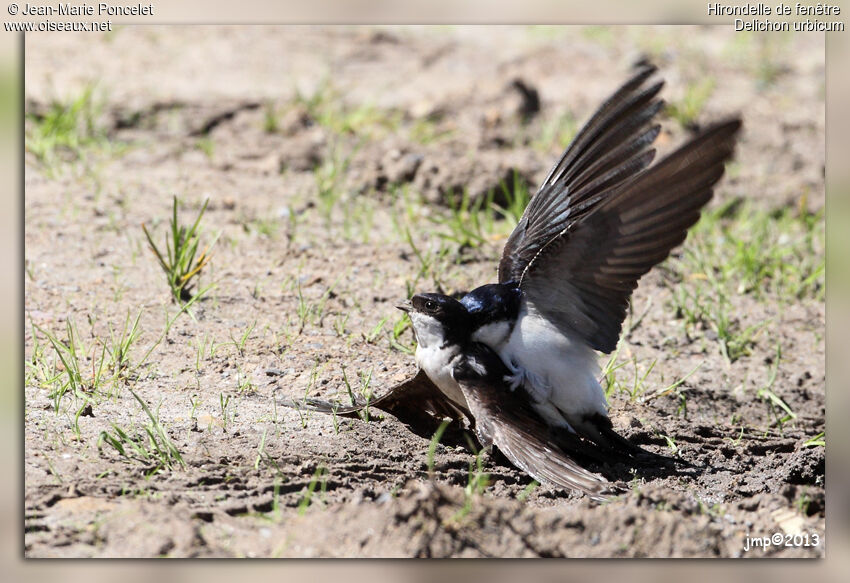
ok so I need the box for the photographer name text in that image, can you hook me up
[19,2,152,16]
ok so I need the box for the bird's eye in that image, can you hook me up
[425,300,437,311]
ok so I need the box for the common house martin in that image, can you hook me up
[287,63,741,499]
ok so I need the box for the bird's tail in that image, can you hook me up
[566,412,691,468]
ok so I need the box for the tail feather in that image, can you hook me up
[571,413,690,467]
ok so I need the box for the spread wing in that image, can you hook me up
[280,368,469,430]
[499,63,665,283]
[518,119,742,353]
[453,346,613,501]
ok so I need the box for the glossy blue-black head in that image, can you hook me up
[461,283,522,324]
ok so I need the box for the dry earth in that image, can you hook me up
[24,26,825,557]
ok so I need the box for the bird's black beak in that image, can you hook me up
[396,299,412,313]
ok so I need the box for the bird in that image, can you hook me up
[285,63,742,499]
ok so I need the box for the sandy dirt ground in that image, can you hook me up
[24,26,824,557]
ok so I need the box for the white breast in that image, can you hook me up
[409,312,467,407]
[471,320,512,348]
[497,304,608,428]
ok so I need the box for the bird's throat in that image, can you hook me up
[415,343,467,407]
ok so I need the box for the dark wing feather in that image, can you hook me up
[454,346,612,501]
[280,368,469,428]
[500,65,665,282]
[522,119,742,353]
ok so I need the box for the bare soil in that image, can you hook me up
[24,26,825,558]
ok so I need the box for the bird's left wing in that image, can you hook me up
[453,345,613,501]
[280,368,470,430]
[499,64,665,284]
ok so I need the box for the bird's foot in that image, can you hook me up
[504,369,525,391]
[504,367,551,403]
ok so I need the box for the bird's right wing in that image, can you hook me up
[453,346,614,501]
[516,119,742,353]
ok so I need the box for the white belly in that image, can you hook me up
[498,306,608,428]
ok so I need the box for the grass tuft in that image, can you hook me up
[426,420,451,479]
[428,175,531,254]
[666,199,824,363]
[25,85,113,167]
[34,319,110,410]
[666,77,716,129]
[293,78,400,138]
[297,465,329,515]
[106,310,142,378]
[756,344,796,430]
[450,439,490,523]
[97,388,185,474]
[802,432,825,448]
[142,196,219,304]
